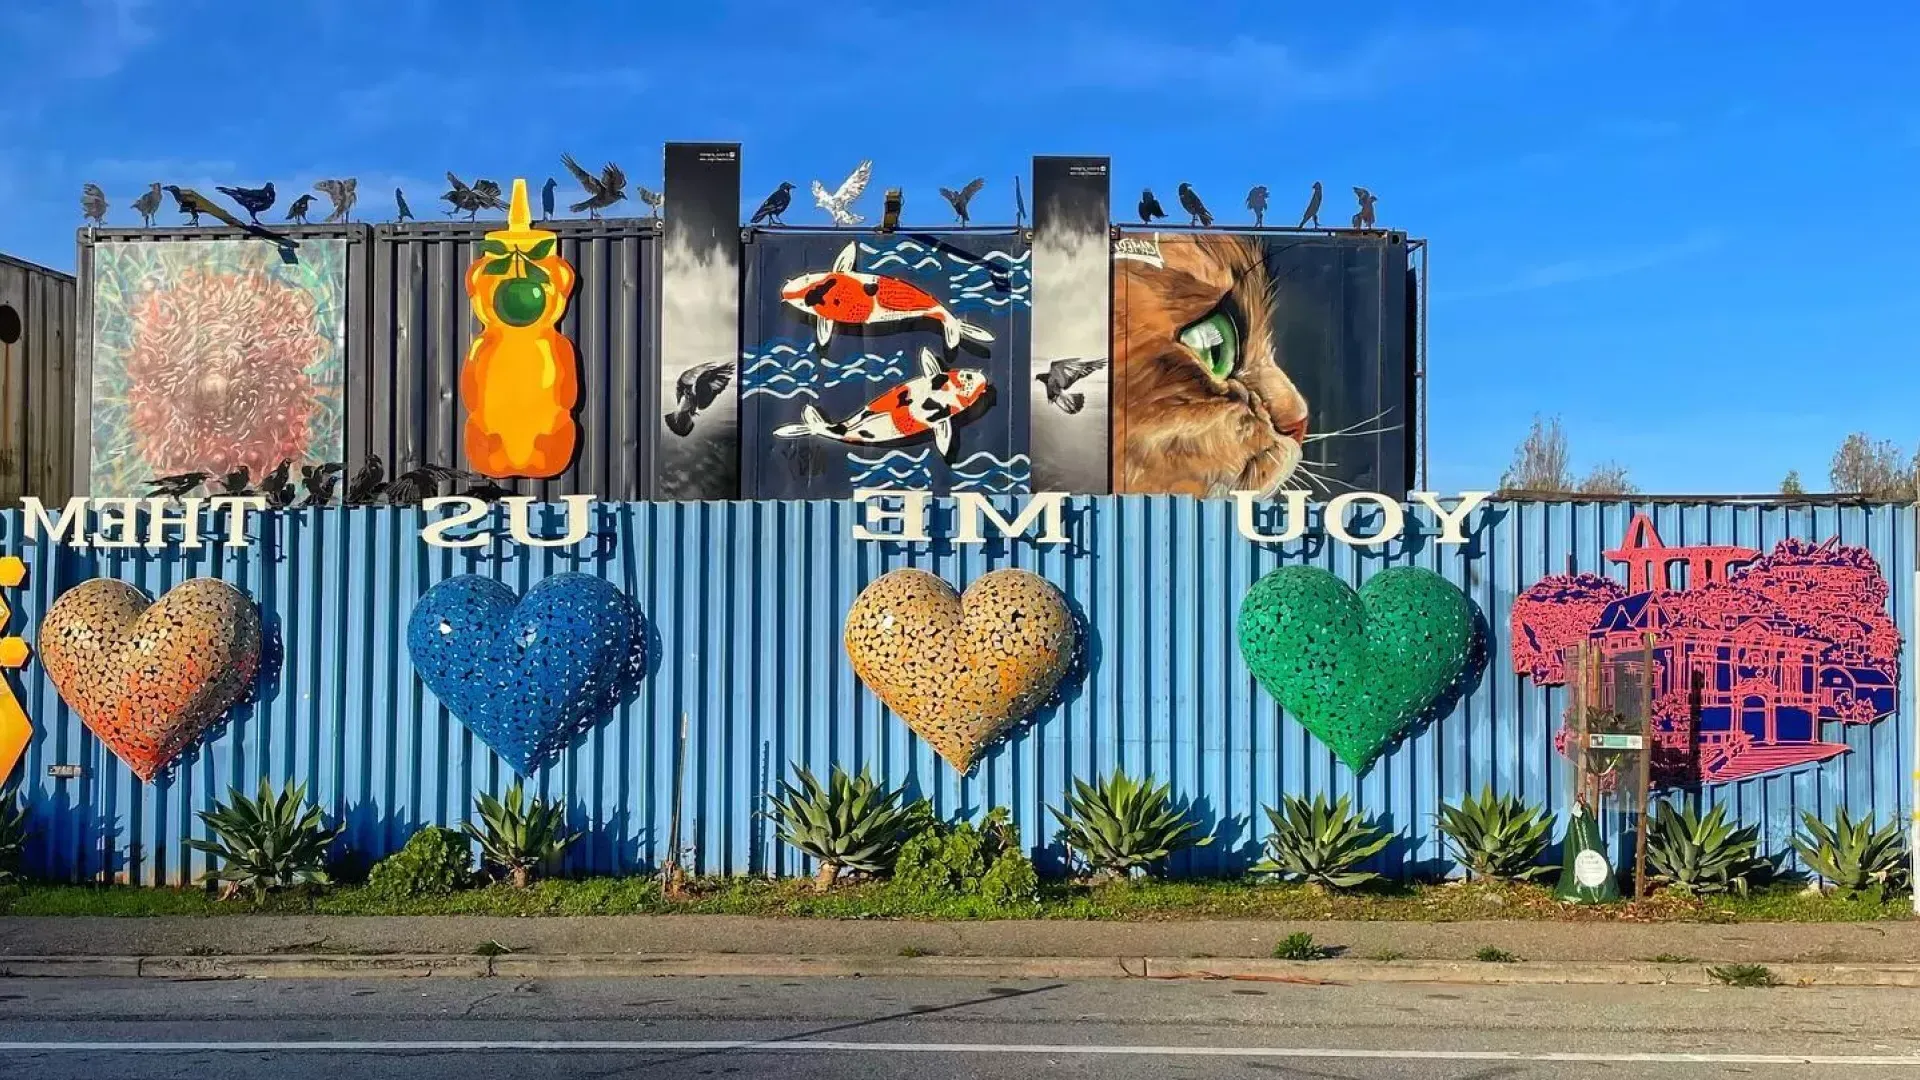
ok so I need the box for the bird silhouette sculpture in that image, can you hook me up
[665,360,734,437]
[939,178,985,225]
[216,182,276,224]
[541,177,558,219]
[751,181,795,225]
[442,173,505,220]
[314,178,357,224]
[1014,174,1027,229]
[145,471,209,499]
[298,463,344,507]
[165,186,245,228]
[1351,186,1378,229]
[285,193,315,225]
[1298,181,1323,228]
[636,185,663,219]
[384,464,473,506]
[131,183,162,228]
[257,459,297,508]
[345,454,387,505]
[1036,358,1107,415]
[1246,185,1269,227]
[1177,183,1213,227]
[811,160,872,226]
[82,183,109,226]
[394,188,414,223]
[560,154,627,218]
[1138,188,1166,225]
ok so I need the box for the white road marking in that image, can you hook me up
[2,1042,1917,1065]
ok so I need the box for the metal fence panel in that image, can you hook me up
[0,252,77,504]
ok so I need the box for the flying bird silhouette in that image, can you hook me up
[345,454,386,505]
[664,359,735,437]
[216,181,276,224]
[314,178,357,223]
[1246,185,1269,227]
[1177,183,1212,227]
[82,183,108,226]
[285,193,315,225]
[131,183,162,228]
[636,184,663,219]
[1014,174,1027,229]
[1035,358,1107,415]
[541,177,557,219]
[441,172,505,220]
[560,154,627,217]
[299,463,344,507]
[394,187,414,223]
[1138,188,1166,224]
[165,186,245,228]
[810,160,872,226]
[1298,181,1323,228]
[751,181,794,225]
[1351,186,1378,229]
[145,471,209,499]
[939,177,985,225]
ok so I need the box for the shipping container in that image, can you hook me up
[0,251,77,504]
[3,496,1909,886]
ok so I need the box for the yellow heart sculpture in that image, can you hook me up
[844,568,1076,772]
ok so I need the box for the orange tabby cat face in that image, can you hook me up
[1112,233,1309,497]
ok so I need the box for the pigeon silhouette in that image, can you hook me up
[1178,183,1213,227]
[1138,188,1166,224]
[751,181,794,225]
[1035,358,1107,415]
[637,185,663,219]
[82,183,108,226]
[216,181,276,224]
[1351,186,1378,229]
[665,359,735,437]
[939,177,985,224]
[131,183,162,228]
[394,188,414,222]
[810,160,872,226]
[1298,181,1323,228]
[1246,185,1268,227]
[285,193,315,225]
[561,154,627,217]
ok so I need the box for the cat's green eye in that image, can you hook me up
[1178,310,1240,381]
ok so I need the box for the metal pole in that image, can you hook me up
[1910,569,1918,915]
[1419,242,1430,491]
[1635,633,1655,899]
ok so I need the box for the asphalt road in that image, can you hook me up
[3,975,1917,1079]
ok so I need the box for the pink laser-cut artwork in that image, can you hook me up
[1511,513,1900,785]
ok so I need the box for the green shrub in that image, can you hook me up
[1050,769,1211,878]
[1272,931,1328,960]
[1436,787,1554,882]
[468,781,579,888]
[365,825,473,902]
[893,807,1039,909]
[1708,963,1777,988]
[1645,802,1767,897]
[1474,946,1519,963]
[767,764,920,890]
[1793,807,1910,897]
[186,779,339,903]
[0,793,26,884]
[1256,793,1392,889]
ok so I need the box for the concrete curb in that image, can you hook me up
[5,952,1920,987]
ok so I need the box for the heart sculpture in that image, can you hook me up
[407,574,643,774]
[844,568,1076,772]
[39,578,262,783]
[1237,566,1475,773]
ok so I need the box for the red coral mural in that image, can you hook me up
[1511,514,1900,784]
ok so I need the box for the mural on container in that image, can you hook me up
[462,180,580,480]
[1511,513,1901,784]
[1239,565,1476,772]
[844,568,1076,773]
[0,558,30,785]
[1110,232,1412,499]
[407,574,645,774]
[656,142,742,499]
[38,578,262,783]
[740,231,1032,498]
[87,239,345,497]
[1029,156,1112,493]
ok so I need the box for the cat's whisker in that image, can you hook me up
[1308,407,1397,438]
[1304,424,1402,442]
[1295,465,1360,493]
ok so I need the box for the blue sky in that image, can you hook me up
[1,0,1914,494]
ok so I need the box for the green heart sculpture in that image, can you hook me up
[1237,566,1475,773]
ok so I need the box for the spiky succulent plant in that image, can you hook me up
[186,779,339,903]
[1794,807,1910,897]
[1436,787,1555,882]
[467,781,580,888]
[767,764,920,890]
[1049,769,1211,878]
[1256,792,1392,889]
[1645,801,1767,896]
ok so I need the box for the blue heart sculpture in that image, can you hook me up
[407,574,644,774]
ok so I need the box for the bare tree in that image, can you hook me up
[1576,462,1637,495]
[1828,433,1915,500]
[1499,415,1574,494]
[1779,470,1805,496]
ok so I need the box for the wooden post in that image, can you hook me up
[1635,632,1655,899]
[663,711,690,897]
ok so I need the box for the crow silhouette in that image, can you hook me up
[750,181,794,225]
[1178,183,1213,227]
[1035,358,1107,415]
[257,459,297,508]
[299,463,344,507]
[346,454,386,505]
[561,154,626,218]
[1298,181,1323,228]
[395,187,414,223]
[146,471,208,499]
[82,183,108,226]
[1138,188,1166,225]
[216,181,276,224]
[165,186,245,228]
[443,172,506,220]
[1246,185,1268,228]
[385,464,472,506]
[939,177,985,225]
[285,193,315,225]
[665,360,734,437]
[217,465,253,496]
[131,183,162,228]
[463,478,516,502]
[541,176,557,219]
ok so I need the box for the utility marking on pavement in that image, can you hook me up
[3,1042,1919,1065]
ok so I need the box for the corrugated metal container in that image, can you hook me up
[357,218,660,501]
[0,252,77,504]
[4,498,1911,885]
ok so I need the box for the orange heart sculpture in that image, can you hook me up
[38,578,261,782]
[844,568,1076,772]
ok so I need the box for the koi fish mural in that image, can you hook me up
[773,349,988,456]
[780,241,996,350]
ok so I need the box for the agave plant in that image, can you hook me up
[1256,793,1392,888]
[1794,807,1911,896]
[185,779,339,903]
[767,764,920,890]
[467,781,580,888]
[0,793,27,884]
[1049,769,1211,878]
[1645,801,1767,896]
[1436,787,1554,882]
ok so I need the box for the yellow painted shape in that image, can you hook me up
[0,557,29,784]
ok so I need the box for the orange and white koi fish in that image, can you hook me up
[780,242,995,350]
[772,349,988,456]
